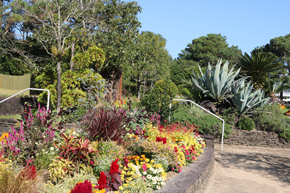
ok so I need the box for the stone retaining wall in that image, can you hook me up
[214,128,290,148]
[0,97,39,116]
[155,148,214,193]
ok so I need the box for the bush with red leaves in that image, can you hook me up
[82,107,131,141]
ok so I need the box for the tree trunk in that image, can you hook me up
[137,81,141,101]
[57,60,62,112]
[70,43,75,71]
[143,78,146,97]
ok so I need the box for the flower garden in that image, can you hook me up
[0,102,205,193]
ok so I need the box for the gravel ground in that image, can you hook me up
[205,144,290,193]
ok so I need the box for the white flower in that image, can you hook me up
[152,177,156,181]
[143,171,147,175]
[161,182,166,186]
[147,175,152,179]
[150,167,154,171]
[50,147,54,151]
[157,177,161,181]
[160,177,165,181]
[156,185,160,190]
[153,180,157,184]
[153,170,157,174]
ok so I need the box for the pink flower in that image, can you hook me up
[187,157,190,160]
[142,164,147,171]
[142,176,145,179]
[178,169,181,173]
[172,167,175,171]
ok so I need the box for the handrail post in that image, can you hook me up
[169,99,225,151]
[0,88,50,111]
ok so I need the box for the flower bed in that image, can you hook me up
[0,105,205,193]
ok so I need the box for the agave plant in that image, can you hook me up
[232,79,270,115]
[191,59,241,102]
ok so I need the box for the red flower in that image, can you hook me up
[90,160,94,165]
[71,180,92,193]
[109,158,120,175]
[96,172,108,190]
[174,147,178,153]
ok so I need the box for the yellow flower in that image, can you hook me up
[119,186,124,190]
[127,177,132,181]
[123,183,129,187]
[151,160,154,163]
[131,183,135,187]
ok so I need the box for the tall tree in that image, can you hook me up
[179,34,242,67]
[124,31,171,101]
[263,33,290,73]
[17,0,96,111]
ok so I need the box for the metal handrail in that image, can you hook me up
[169,99,225,151]
[0,88,50,111]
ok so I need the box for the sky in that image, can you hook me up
[131,0,290,59]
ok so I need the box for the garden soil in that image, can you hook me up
[205,144,290,193]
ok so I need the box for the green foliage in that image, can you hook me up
[38,69,105,109]
[179,33,242,67]
[123,31,171,99]
[73,46,105,70]
[238,117,255,131]
[264,33,290,73]
[172,106,232,138]
[232,79,270,115]
[44,169,97,193]
[125,177,153,193]
[141,79,178,123]
[253,104,290,141]
[237,51,285,88]
[191,59,241,102]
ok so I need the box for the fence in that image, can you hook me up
[0,74,31,96]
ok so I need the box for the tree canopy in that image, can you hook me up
[178,34,242,67]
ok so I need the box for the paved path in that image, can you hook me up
[205,144,290,193]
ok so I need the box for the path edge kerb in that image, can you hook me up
[155,147,214,193]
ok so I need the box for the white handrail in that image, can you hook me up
[169,99,225,151]
[0,88,50,111]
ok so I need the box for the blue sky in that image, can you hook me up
[132,0,290,59]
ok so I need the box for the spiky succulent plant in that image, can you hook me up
[191,59,241,102]
[232,79,270,115]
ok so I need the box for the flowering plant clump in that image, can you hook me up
[120,158,166,191]
[104,158,122,191]
[0,104,66,165]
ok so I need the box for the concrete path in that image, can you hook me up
[205,144,290,193]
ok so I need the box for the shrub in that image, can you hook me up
[91,140,127,176]
[38,69,105,109]
[172,111,232,138]
[56,131,97,166]
[141,79,178,123]
[238,117,255,131]
[81,107,131,141]
[253,104,290,141]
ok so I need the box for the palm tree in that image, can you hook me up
[237,51,285,89]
